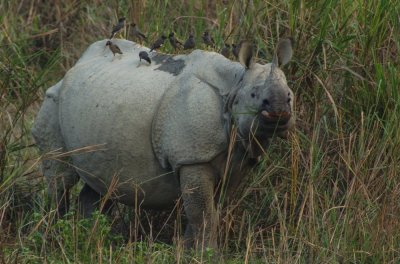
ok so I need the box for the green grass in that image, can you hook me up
[1,0,400,262]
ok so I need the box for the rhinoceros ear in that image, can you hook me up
[272,37,293,67]
[238,41,255,69]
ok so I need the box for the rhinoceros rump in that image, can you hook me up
[32,39,294,248]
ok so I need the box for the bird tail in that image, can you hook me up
[139,33,146,39]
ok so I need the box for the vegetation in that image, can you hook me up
[1,0,399,262]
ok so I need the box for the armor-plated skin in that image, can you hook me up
[32,39,295,249]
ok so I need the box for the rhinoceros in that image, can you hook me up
[32,38,294,248]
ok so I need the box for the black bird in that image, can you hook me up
[106,40,123,56]
[202,31,214,47]
[130,23,146,41]
[109,17,126,39]
[139,51,151,64]
[183,33,195,50]
[169,32,182,50]
[232,43,241,59]
[149,34,167,52]
[220,43,231,58]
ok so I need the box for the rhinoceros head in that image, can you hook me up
[228,39,294,157]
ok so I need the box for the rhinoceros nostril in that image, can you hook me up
[251,93,255,98]
[287,97,291,103]
[262,99,270,106]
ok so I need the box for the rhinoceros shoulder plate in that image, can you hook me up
[152,74,228,170]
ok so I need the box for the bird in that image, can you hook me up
[149,34,167,52]
[169,32,183,50]
[109,17,126,39]
[130,22,146,41]
[220,43,231,58]
[106,40,123,56]
[202,31,214,47]
[183,33,195,50]
[232,43,241,59]
[139,51,151,64]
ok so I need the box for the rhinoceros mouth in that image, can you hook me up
[259,110,291,127]
[246,110,290,138]
[236,115,289,141]
[236,110,292,140]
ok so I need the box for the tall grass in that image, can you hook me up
[0,0,399,262]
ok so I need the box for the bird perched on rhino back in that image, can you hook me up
[202,31,215,47]
[149,33,167,52]
[232,42,241,59]
[130,22,146,41]
[139,51,151,65]
[168,32,182,50]
[220,43,231,58]
[183,33,195,50]
[106,40,123,57]
[109,17,126,39]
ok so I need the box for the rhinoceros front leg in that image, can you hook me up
[78,183,113,218]
[180,164,218,250]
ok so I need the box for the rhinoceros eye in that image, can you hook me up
[251,93,255,98]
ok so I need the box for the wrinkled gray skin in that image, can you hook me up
[32,39,294,249]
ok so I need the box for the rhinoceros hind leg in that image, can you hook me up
[78,183,113,218]
[180,164,218,250]
[33,80,81,217]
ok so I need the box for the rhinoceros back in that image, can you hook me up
[58,40,181,206]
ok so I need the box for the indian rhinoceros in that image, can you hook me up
[32,38,295,248]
